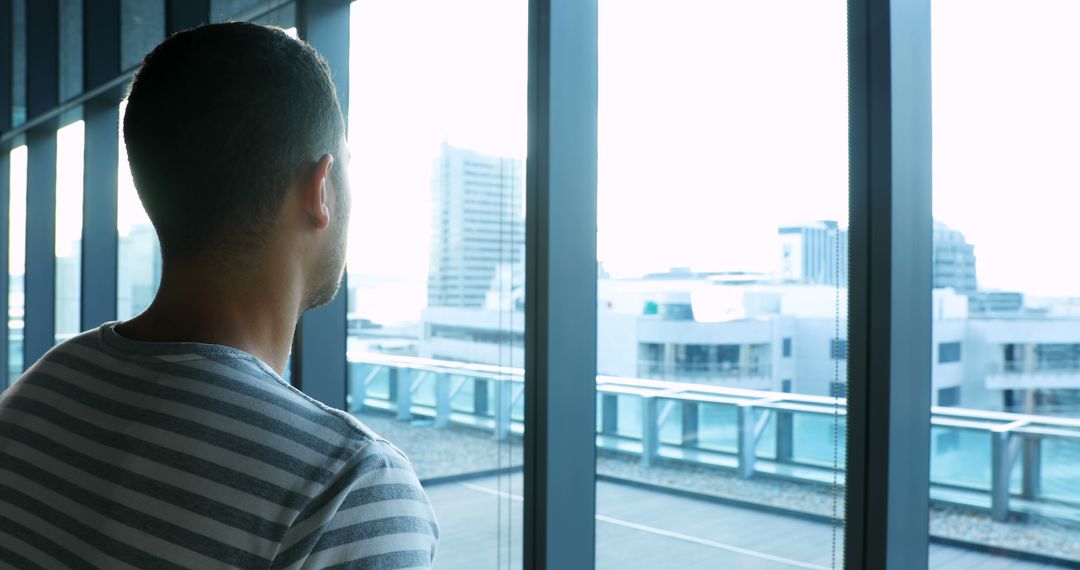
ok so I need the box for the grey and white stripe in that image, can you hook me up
[0,323,439,569]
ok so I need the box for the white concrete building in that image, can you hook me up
[415,275,1080,413]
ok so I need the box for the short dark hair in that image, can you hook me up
[124,22,345,260]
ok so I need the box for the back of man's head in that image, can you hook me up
[124,22,345,262]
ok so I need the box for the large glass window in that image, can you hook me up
[929,1,1080,565]
[121,0,164,71]
[117,101,161,321]
[7,145,27,382]
[345,2,526,568]
[596,0,849,566]
[55,120,84,343]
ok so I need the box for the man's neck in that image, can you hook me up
[115,258,303,376]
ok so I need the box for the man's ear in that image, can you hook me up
[301,154,335,230]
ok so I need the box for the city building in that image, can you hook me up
[6,2,1079,567]
[933,221,978,295]
[969,290,1025,314]
[778,221,848,286]
[117,224,162,320]
[427,143,524,309]
[419,267,1080,413]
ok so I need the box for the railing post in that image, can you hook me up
[494,378,513,440]
[435,373,452,429]
[347,362,367,413]
[681,401,699,447]
[601,393,619,435]
[737,403,756,479]
[991,429,1011,522]
[396,368,412,421]
[475,378,490,416]
[1022,436,1041,500]
[641,395,659,467]
[776,410,794,463]
[388,367,398,402]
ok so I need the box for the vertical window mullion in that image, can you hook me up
[23,0,59,368]
[846,0,933,568]
[0,0,13,388]
[166,0,209,35]
[524,0,598,568]
[81,0,123,330]
[293,0,348,407]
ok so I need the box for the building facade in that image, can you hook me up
[778,221,849,287]
[933,222,978,295]
[427,143,524,309]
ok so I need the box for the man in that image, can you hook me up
[0,23,438,569]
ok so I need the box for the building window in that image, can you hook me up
[937,386,960,407]
[938,341,961,364]
[830,338,847,360]
[782,379,792,393]
[782,337,792,358]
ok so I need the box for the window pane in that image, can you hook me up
[7,145,27,382]
[930,1,1080,566]
[12,0,26,126]
[214,0,296,26]
[58,0,82,102]
[596,0,849,567]
[345,2,526,568]
[121,0,164,71]
[55,120,84,343]
[117,101,161,321]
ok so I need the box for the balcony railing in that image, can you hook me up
[348,352,1080,524]
[635,359,771,381]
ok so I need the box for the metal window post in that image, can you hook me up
[434,373,451,428]
[737,403,757,479]
[641,395,659,467]
[81,0,122,331]
[601,393,619,435]
[846,0,933,566]
[524,0,598,567]
[475,378,490,415]
[23,0,60,369]
[1021,436,1041,500]
[776,409,794,462]
[681,400,699,447]
[990,429,1012,522]
[0,0,12,388]
[395,368,412,421]
[293,0,348,407]
[494,378,513,441]
[166,0,210,34]
[347,361,367,413]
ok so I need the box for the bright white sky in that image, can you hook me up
[9,0,1080,323]
[933,0,1080,297]
[344,0,1080,315]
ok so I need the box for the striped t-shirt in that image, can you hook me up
[0,323,439,569]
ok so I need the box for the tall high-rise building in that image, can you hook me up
[778,221,848,286]
[428,143,524,309]
[933,222,977,295]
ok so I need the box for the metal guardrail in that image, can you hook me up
[347,352,1080,524]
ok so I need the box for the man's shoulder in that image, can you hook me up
[13,325,396,457]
